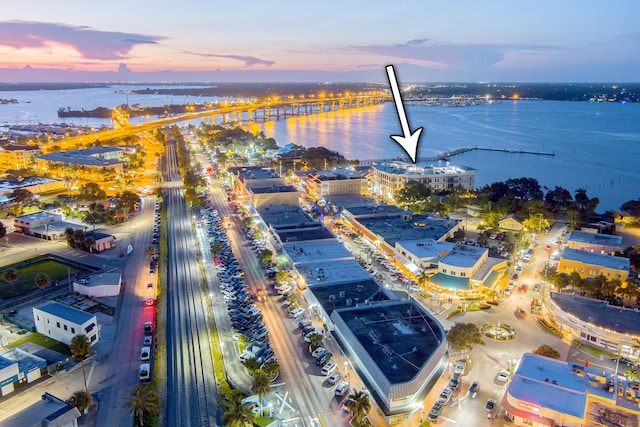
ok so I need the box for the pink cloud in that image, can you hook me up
[183,51,275,67]
[0,20,163,60]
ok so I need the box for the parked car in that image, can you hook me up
[138,363,151,382]
[143,335,152,346]
[321,362,338,376]
[454,360,466,375]
[335,381,350,397]
[289,307,305,318]
[144,322,153,336]
[311,347,327,358]
[485,398,497,418]
[496,370,510,384]
[297,317,312,328]
[315,352,333,366]
[327,371,342,386]
[438,387,452,404]
[449,373,461,390]
[140,346,151,361]
[428,401,444,422]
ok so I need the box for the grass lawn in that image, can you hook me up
[5,332,71,356]
[0,259,82,299]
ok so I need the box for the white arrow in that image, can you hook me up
[386,64,423,163]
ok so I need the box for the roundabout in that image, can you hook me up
[482,322,516,341]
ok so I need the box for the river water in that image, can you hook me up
[1,85,638,211]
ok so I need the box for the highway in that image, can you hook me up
[165,139,219,426]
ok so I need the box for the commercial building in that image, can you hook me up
[502,352,640,427]
[0,348,47,397]
[545,292,640,355]
[369,161,475,202]
[248,184,299,209]
[35,146,126,175]
[73,272,122,298]
[84,230,116,252]
[297,168,369,199]
[0,176,65,202]
[564,230,623,255]
[0,143,42,170]
[33,301,100,346]
[0,392,81,426]
[13,211,85,240]
[557,248,629,282]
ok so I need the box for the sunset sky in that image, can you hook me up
[1,1,639,82]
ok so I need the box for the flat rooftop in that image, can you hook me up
[309,279,388,315]
[560,248,630,271]
[257,205,315,229]
[334,301,445,384]
[440,244,486,268]
[324,195,380,209]
[550,292,640,335]
[229,166,280,180]
[0,176,62,192]
[39,152,124,167]
[1,348,47,375]
[357,215,459,247]
[277,225,335,243]
[15,211,60,221]
[34,301,94,325]
[346,205,410,217]
[566,230,623,247]
[84,272,121,287]
[397,240,455,262]
[250,184,298,194]
[284,240,354,264]
[0,392,80,427]
[508,353,590,418]
[297,259,371,286]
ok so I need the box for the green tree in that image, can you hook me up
[275,270,288,283]
[625,368,639,381]
[72,229,86,249]
[68,390,92,414]
[70,334,91,393]
[396,181,431,205]
[9,188,34,204]
[533,344,561,359]
[2,268,19,294]
[34,272,50,294]
[417,269,430,290]
[123,383,158,427]
[221,392,254,427]
[251,371,272,417]
[0,222,7,242]
[260,249,273,265]
[307,333,324,351]
[145,245,157,258]
[210,242,223,257]
[118,190,141,212]
[78,182,106,201]
[447,322,485,354]
[346,390,371,425]
[83,235,96,252]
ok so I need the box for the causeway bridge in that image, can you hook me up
[59,94,387,148]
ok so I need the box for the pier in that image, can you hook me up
[358,146,555,165]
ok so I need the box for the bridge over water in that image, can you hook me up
[357,146,555,165]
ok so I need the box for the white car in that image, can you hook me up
[140,346,151,361]
[496,370,510,384]
[311,347,327,358]
[335,381,350,397]
[289,307,305,318]
[277,286,292,295]
[454,360,466,375]
[274,282,289,291]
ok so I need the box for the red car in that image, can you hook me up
[144,298,155,307]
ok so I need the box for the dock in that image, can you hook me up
[357,146,555,165]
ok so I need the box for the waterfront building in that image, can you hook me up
[369,161,475,202]
[33,301,100,346]
[429,243,507,291]
[557,248,629,282]
[502,352,640,427]
[0,143,42,170]
[564,230,623,255]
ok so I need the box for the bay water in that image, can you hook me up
[1,85,638,211]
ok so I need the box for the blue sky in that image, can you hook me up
[1,1,639,82]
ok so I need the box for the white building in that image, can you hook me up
[370,161,475,201]
[73,272,122,297]
[33,301,100,346]
[0,392,81,426]
[0,349,47,397]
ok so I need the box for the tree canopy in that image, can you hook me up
[447,322,484,353]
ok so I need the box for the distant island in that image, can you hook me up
[0,98,19,105]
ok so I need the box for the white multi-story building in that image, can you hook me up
[33,301,100,346]
[370,161,475,201]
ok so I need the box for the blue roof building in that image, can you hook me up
[33,301,100,346]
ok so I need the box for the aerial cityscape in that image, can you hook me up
[0,2,639,427]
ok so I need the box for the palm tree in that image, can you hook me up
[68,390,92,414]
[72,229,85,249]
[251,371,272,417]
[346,390,371,425]
[123,383,158,427]
[417,269,430,291]
[83,235,96,253]
[64,227,75,248]
[34,272,50,295]
[307,333,324,351]
[221,394,254,427]
[3,268,19,294]
[70,334,91,393]
[145,245,156,259]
